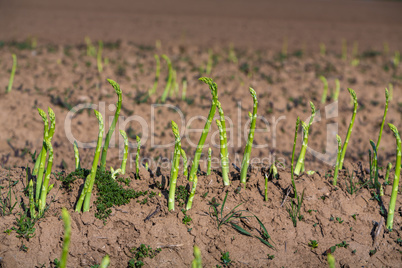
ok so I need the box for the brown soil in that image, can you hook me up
[1,0,402,267]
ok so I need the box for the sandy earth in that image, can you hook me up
[1,0,402,267]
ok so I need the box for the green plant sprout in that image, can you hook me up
[161,54,173,103]
[186,175,197,210]
[376,88,389,149]
[332,135,342,186]
[338,88,358,170]
[385,163,392,184]
[136,136,141,179]
[111,130,128,179]
[181,78,187,100]
[149,54,160,96]
[38,138,54,215]
[320,43,326,56]
[320,76,328,104]
[189,77,218,182]
[28,180,36,218]
[240,88,258,188]
[389,83,393,101]
[308,240,318,249]
[327,253,335,268]
[100,255,110,268]
[207,147,212,176]
[73,141,80,171]
[6,53,17,93]
[75,110,104,212]
[216,101,229,185]
[85,37,96,57]
[264,173,268,202]
[191,245,202,268]
[394,51,400,69]
[287,117,305,227]
[294,102,316,175]
[206,49,213,75]
[60,208,71,268]
[169,121,182,211]
[100,79,122,172]
[387,123,401,231]
[97,40,103,73]
[333,79,340,101]
[342,39,347,61]
[180,148,188,177]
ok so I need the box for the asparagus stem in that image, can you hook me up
[333,78,340,101]
[186,175,197,210]
[136,136,141,179]
[99,79,122,172]
[294,121,309,175]
[320,76,328,104]
[73,141,80,170]
[291,118,300,200]
[264,173,268,202]
[161,55,172,103]
[35,108,49,203]
[339,88,358,170]
[168,121,181,211]
[240,88,258,188]
[76,110,104,212]
[189,77,218,181]
[207,147,212,176]
[6,53,17,93]
[29,180,36,219]
[39,139,53,215]
[376,88,390,149]
[99,255,110,268]
[385,163,392,184]
[369,140,380,190]
[180,148,188,177]
[60,208,71,268]
[332,135,342,186]
[149,54,160,96]
[191,245,202,268]
[216,101,230,185]
[120,130,128,175]
[387,123,401,231]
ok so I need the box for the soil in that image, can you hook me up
[1,0,402,267]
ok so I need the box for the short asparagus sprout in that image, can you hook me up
[180,148,188,177]
[376,88,389,149]
[99,255,110,268]
[320,76,328,104]
[370,140,380,189]
[342,39,347,61]
[60,208,71,268]
[206,48,213,75]
[338,88,358,170]
[294,102,315,175]
[216,101,230,185]
[149,54,161,96]
[76,110,104,212]
[291,118,300,200]
[319,43,326,56]
[332,135,342,186]
[6,53,17,93]
[333,79,340,101]
[240,88,258,188]
[189,77,218,181]
[389,83,393,101]
[29,180,36,219]
[207,148,212,176]
[73,141,80,171]
[394,51,400,69]
[386,123,401,231]
[100,79,122,172]
[186,175,197,211]
[39,139,54,215]
[169,121,181,211]
[181,78,187,100]
[191,245,202,268]
[111,130,128,179]
[385,162,392,184]
[97,40,103,73]
[136,135,141,179]
[161,54,173,103]
[35,108,49,202]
